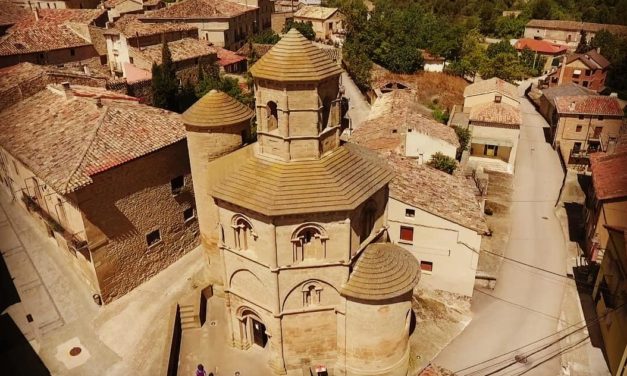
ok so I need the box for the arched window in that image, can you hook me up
[232,215,256,251]
[266,101,278,132]
[291,224,328,262]
[302,282,323,307]
[361,201,377,240]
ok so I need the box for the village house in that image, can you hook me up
[421,49,447,73]
[274,0,303,13]
[177,29,420,376]
[537,83,596,128]
[468,99,521,173]
[462,77,520,112]
[293,5,343,42]
[351,91,487,297]
[514,38,567,73]
[0,83,198,304]
[103,15,215,84]
[584,149,627,262]
[524,19,627,51]
[9,0,101,10]
[545,50,611,93]
[216,46,247,73]
[102,0,165,22]
[552,95,624,167]
[591,225,627,376]
[0,8,110,67]
[352,90,460,162]
[141,0,272,51]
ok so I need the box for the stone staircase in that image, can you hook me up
[178,285,212,331]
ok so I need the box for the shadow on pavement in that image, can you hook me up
[564,202,585,246]
[0,254,20,313]
[0,314,50,376]
[542,126,553,144]
[572,264,604,350]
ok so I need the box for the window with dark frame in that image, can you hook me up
[405,208,415,217]
[183,207,195,222]
[420,261,433,272]
[576,125,583,132]
[70,48,75,56]
[170,176,184,195]
[146,229,161,247]
[400,226,413,242]
[579,115,585,120]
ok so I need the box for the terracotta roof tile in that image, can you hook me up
[212,143,394,216]
[565,50,610,70]
[217,46,246,67]
[515,38,567,55]
[294,5,339,20]
[541,83,596,103]
[0,0,30,27]
[109,15,197,37]
[142,0,250,19]
[8,8,107,30]
[387,154,488,234]
[590,152,627,200]
[130,38,216,65]
[250,28,343,82]
[236,42,273,58]
[0,23,92,55]
[351,91,460,151]
[0,84,185,194]
[342,243,420,301]
[526,19,627,35]
[0,62,46,93]
[469,101,522,126]
[463,77,519,102]
[554,95,623,116]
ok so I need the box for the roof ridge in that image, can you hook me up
[62,102,108,193]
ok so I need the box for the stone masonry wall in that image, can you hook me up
[76,140,199,303]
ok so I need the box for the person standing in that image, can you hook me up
[196,364,207,376]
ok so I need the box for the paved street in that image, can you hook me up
[341,71,371,132]
[434,82,572,375]
[0,191,206,376]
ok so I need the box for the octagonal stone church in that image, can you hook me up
[182,29,420,376]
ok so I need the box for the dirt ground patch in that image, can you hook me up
[409,288,471,374]
[477,170,513,276]
[371,67,468,111]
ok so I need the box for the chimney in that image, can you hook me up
[33,9,39,21]
[569,101,576,111]
[83,64,91,76]
[61,81,73,99]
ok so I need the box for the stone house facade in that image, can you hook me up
[523,19,627,51]
[584,150,627,262]
[183,30,420,376]
[141,0,272,51]
[462,77,520,112]
[546,50,611,92]
[552,95,624,167]
[0,83,198,303]
[293,5,343,41]
[591,226,627,376]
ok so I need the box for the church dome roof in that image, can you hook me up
[249,28,343,82]
[182,89,254,128]
[341,243,420,301]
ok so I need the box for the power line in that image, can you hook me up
[480,248,572,280]
[509,336,590,376]
[454,302,626,376]
[473,288,565,323]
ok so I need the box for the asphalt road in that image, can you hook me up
[434,81,570,376]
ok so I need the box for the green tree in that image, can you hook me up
[251,29,280,44]
[530,0,552,19]
[177,79,196,113]
[575,30,591,53]
[480,52,526,82]
[495,15,527,39]
[453,125,471,160]
[283,20,316,40]
[427,152,458,174]
[486,40,517,58]
[151,39,178,111]
[343,38,372,89]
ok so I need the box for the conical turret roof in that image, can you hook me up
[341,243,420,301]
[249,28,343,82]
[182,90,254,127]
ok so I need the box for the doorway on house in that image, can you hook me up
[484,144,498,157]
[251,318,267,348]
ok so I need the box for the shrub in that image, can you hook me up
[427,152,457,174]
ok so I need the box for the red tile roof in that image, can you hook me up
[515,38,567,55]
[9,8,107,30]
[217,46,246,67]
[469,101,522,126]
[108,15,197,37]
[0,84,185,194]
[590,152,627,200]
[0,0,30,27]
[0,23,92,55]
[142,0,251,19]
[554,95,623,116]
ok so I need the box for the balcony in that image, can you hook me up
[21,194,88,253]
